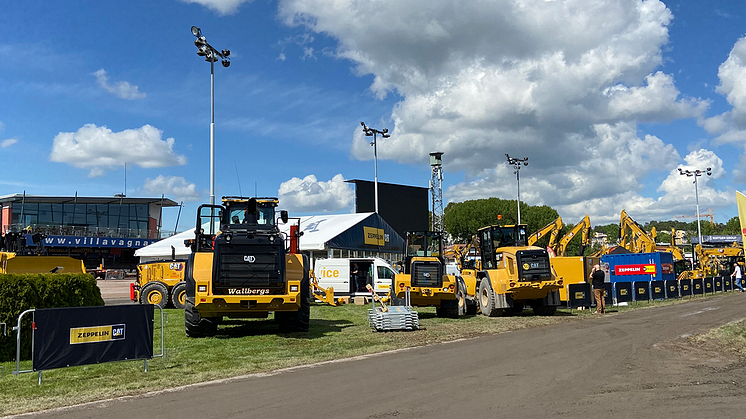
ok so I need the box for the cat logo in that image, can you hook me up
[243,255,256,263]
[70,324,126,344]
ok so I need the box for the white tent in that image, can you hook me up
[134,213,404,263]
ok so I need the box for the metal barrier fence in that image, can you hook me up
[12,305,165,385]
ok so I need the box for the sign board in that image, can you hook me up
[33,305,154,371]
[614,264,656,276]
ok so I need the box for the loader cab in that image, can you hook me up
[223,197,280,231]
[477,224,528,269]
[404,231,445,288]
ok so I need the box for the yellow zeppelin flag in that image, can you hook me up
[737,191,746,256]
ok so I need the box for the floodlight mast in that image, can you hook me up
[506,154,529,224]
[678,167,712,248]
[191,26,231,210]
[360,122,390,213]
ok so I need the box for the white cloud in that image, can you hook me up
[94,69,146,100]
[143,175,201,202]
[179,0,252,15]
[278,174,353,213]
[49,124,187,177]
[1,138,18,148]
[278,0,712,222]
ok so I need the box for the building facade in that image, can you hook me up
[1,194,178,269]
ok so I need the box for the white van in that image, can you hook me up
[313,257,397,296]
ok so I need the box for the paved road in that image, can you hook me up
[12,295,746,419]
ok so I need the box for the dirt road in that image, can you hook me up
[11,295,746,418]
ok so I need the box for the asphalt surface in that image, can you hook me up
[12,294,746,419]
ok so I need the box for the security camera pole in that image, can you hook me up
[678,166,712,247]
[506,154,529,224]
[361,122,390,213]
[191,26,231,210]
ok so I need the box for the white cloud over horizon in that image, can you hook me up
[179,0,252,15]
[278,174,353,213]
[94,69,146,100]
[143,175,201,202]
[277,0,724,222]
[49,124,187,177]
[1,138,18,148]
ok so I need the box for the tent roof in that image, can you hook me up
[278,213,372,251]
[135,212,404,260]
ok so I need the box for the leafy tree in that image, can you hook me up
[725,216,741,235]
[443,198,559,242]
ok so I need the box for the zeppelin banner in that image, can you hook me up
[737,191,746,257]
[614,264,657,276]
[33,305,154,371]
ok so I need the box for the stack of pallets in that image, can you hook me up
[367,288,419,332]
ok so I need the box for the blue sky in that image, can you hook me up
[2,0,746,233]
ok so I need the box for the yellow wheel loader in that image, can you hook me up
[461,224,563,316]
[183,197,310,337]
[131,260,187,309]
[392,231,465,318]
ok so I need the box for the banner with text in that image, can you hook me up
[33,305,154,371]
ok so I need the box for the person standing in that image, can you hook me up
[589,264,606,314]
[352,263,360,292]
[731,263,744,292]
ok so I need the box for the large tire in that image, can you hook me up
[140,281,169,308]
[171,282,187,310]
[531,299,557,316]
[478,277,503,317]
[184,298,218,337]
[277,267,311,333]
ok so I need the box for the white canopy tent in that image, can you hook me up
[134,213,404,264]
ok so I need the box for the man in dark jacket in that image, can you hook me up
[589,264,606,314]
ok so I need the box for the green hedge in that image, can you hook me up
[0,273,104,362]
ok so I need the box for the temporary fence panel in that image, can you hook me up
[567,283,592,309]
[724,277,733,291]
[651,280,665,300]
[614,282,633,304]
[604,283,613,306]
[692,278,704,295]
[634,281,650,301]
[714,277,723,292]
[665,280,679,299]
[33,305,154,372]
[704,278,714,294]
[680,279,693,297]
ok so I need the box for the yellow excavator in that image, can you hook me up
[527,216,563,250]
[548,215,598,302]
[554,215,591,257]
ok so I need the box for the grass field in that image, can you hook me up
[0,293,735,416]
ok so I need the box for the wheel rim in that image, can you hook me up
[178,290,186,306]
[480,286,489,307]
[147,290,162,305]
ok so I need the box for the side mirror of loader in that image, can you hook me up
[280,210,289,224]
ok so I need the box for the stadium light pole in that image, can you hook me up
[360,122,390,213]
[678,167,712,247]
[506,154,529,224]
[191,26,230,207]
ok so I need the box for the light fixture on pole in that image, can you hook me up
[506,154,529,224]
[360,122,390,213]
[678,166,712,247]
[191,26,230,209]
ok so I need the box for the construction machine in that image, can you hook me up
[183,197,311,337]
[548,215,597,302]
[392,231,465,318]
[527,216,563,251]
[554,215,591,257]
[619,210,656,253]
[132,259,187,308]
[0,232,85,274]
[460,223,563,316]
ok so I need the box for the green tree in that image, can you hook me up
[725,216,741,235]
[443,198,559,242]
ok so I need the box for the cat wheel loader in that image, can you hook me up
[392,231,465,318]
[183,197,310,337]
[460,223,563,316]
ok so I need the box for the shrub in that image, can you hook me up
[0,273,104,362]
